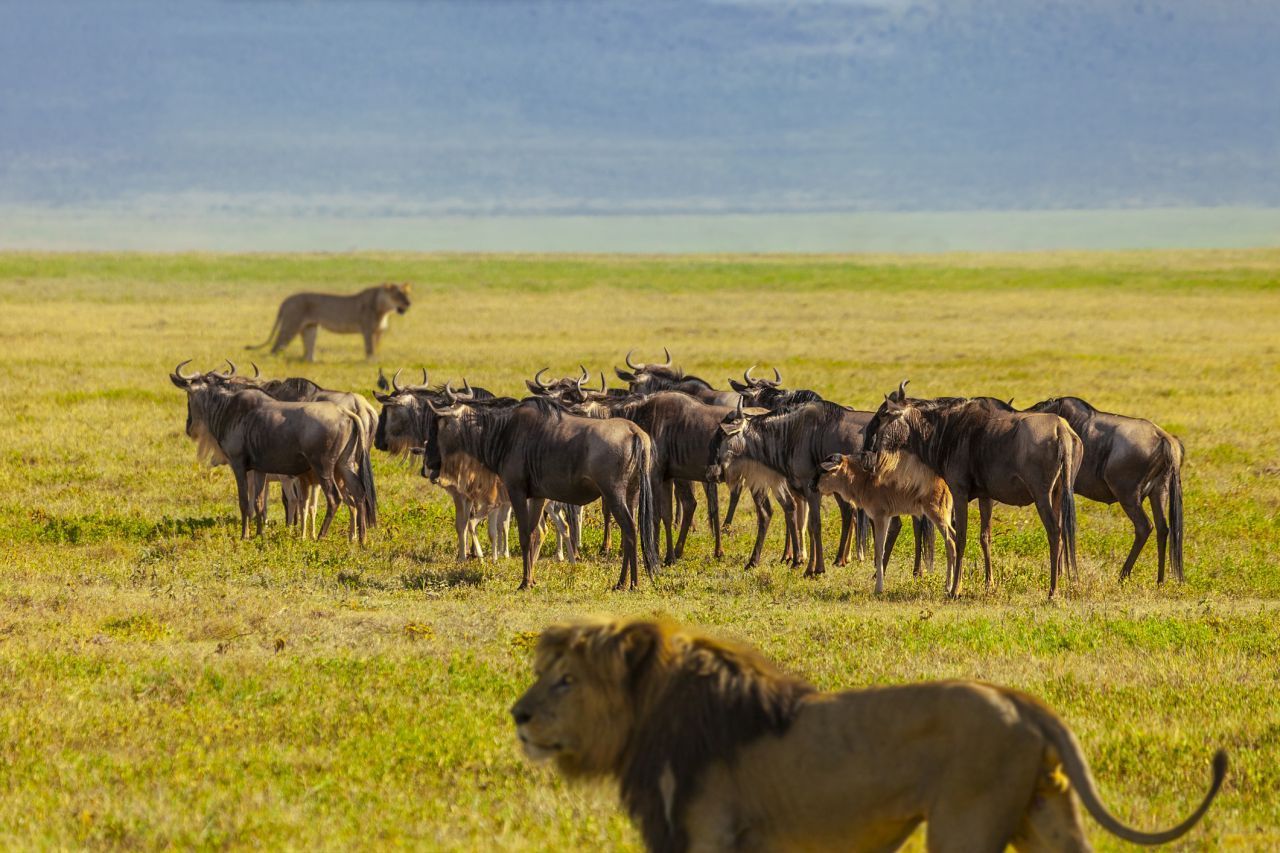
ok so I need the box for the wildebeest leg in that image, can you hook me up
[833,494,855,567]
[881,515,903,576]
[568,504,582,558]
[950,492,969,596]
[872,515,892,595]
[305,483,320,540]
[803,492,825,577]
[230,464,253,539]
[526,498,547,571]
[704,481,723,559]
[495,504,513,559]
[672,481,697,562]
[508,490,538,590]
[1034,493,1063,599]
[600,502,614,555]
[780,488,803,565]
[979,498,994,589]
[746,489,772,569]
[722,482,742,532]
[1150,486,1170,584]
[315,476,341,540]
[450,492,470,561]
[301,324,318,362]
[910,516,934,576]
[602,491,638,590]
[927,508,959,593]
[657,479,676,565]
[855,508,870,562]
[1116,491,1152,582]
[468,514,484,559]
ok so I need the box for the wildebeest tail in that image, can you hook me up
[1165,436,1185,579]
[1059,425,1079,574]
[634,433,659,581]
[342,409,378,527]
[246,305,283,351]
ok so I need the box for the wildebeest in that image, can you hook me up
[707,398,872,577]
[862,384,1082,597]
[422,391,658,590]
[374,370,513,561]
[614,349,742,407]
[1026,396,1185,582]
[247,283,412,361]
[573,390,735,565]
[170,361,376,542]
[818,452,958,595]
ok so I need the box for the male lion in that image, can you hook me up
[511,617,1226,852]
[247,283,412,361]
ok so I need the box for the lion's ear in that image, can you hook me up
[612,621,662,684]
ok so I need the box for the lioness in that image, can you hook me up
[247,283,412,361]
[512,617,1226,852]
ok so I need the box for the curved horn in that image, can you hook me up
[744,365,756,384]
[576,372,587,394]
[444,379,457,404]
[456,377,475,400]
[897,379,910,400]
[772,367,782,385]
[419,367,430,388]
[251,361,261,379]
[660,346,672,366]
[579,363,589,381]
[625,349,640,370]
[222,359,237,376]
[392,368,407,393]
[597,371,607,392]
[174,359,198,380]
[735,396,744,416]
[534,367,554,390]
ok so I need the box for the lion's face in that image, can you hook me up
[511,621,658,777]
[378,282,412,315]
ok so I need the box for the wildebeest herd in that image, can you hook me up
[170,345,1186,599]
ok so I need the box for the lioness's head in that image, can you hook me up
[511,618,667,777]
[377,282,412,315]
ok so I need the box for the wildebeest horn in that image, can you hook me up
[575,373,587,393]
[660,346,672,366]
[223,359,237,376]
[458,377,475,400]
[579,364,589,381]
[392,367,406,393]
[744,365,756,383]
[420,367,430,388]
[174,359,197,380]
[625,349,640,370]
[735,396,744,416]
[444,380,457,404]
[251,362,261,379]
[597,371,607,392]
[772,367,782,385]
[897,379,910,401]
[534,367,552,390]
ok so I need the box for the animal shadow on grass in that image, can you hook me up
[399,551,487,591]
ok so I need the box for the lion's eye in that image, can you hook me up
[554,674,574,693]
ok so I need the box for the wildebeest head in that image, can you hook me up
[421,385,475,482]
[861,380,914,459]
[525,366,604,403]
[372,367,455,454]
[727,364,783,397]
[613,347,677,391]
[706,399,756,483]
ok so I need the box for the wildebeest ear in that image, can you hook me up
[373,392,397,404]
[169,374,190,388]
[819,454,844,472]
[525,379,548,395]
[614,367,636,382]
[884,395,905,413]
[728,379,749,393]
[719,420,743,435]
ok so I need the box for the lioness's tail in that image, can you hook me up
[246,305,284,351]
[1020,694,1227,845]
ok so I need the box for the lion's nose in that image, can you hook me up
[511,705,532,725]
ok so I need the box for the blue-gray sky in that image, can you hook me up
[2,0,1278,221]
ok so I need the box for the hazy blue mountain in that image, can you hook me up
[1,0,1277,222]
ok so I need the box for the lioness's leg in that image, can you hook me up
[301,324,318,362]
[1011,761,1091,853]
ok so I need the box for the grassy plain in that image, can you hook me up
[0,250,1278,850]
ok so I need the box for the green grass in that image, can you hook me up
[1,250,1278,850]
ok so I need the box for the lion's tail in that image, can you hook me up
[246,305,284,351]
[1017,694,1227,845]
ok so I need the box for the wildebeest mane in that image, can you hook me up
[618,621,814,853]
[257,377,324,399]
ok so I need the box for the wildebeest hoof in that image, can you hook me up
[517,581,534,591]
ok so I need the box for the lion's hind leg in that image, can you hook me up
[1011,753,1092,853]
